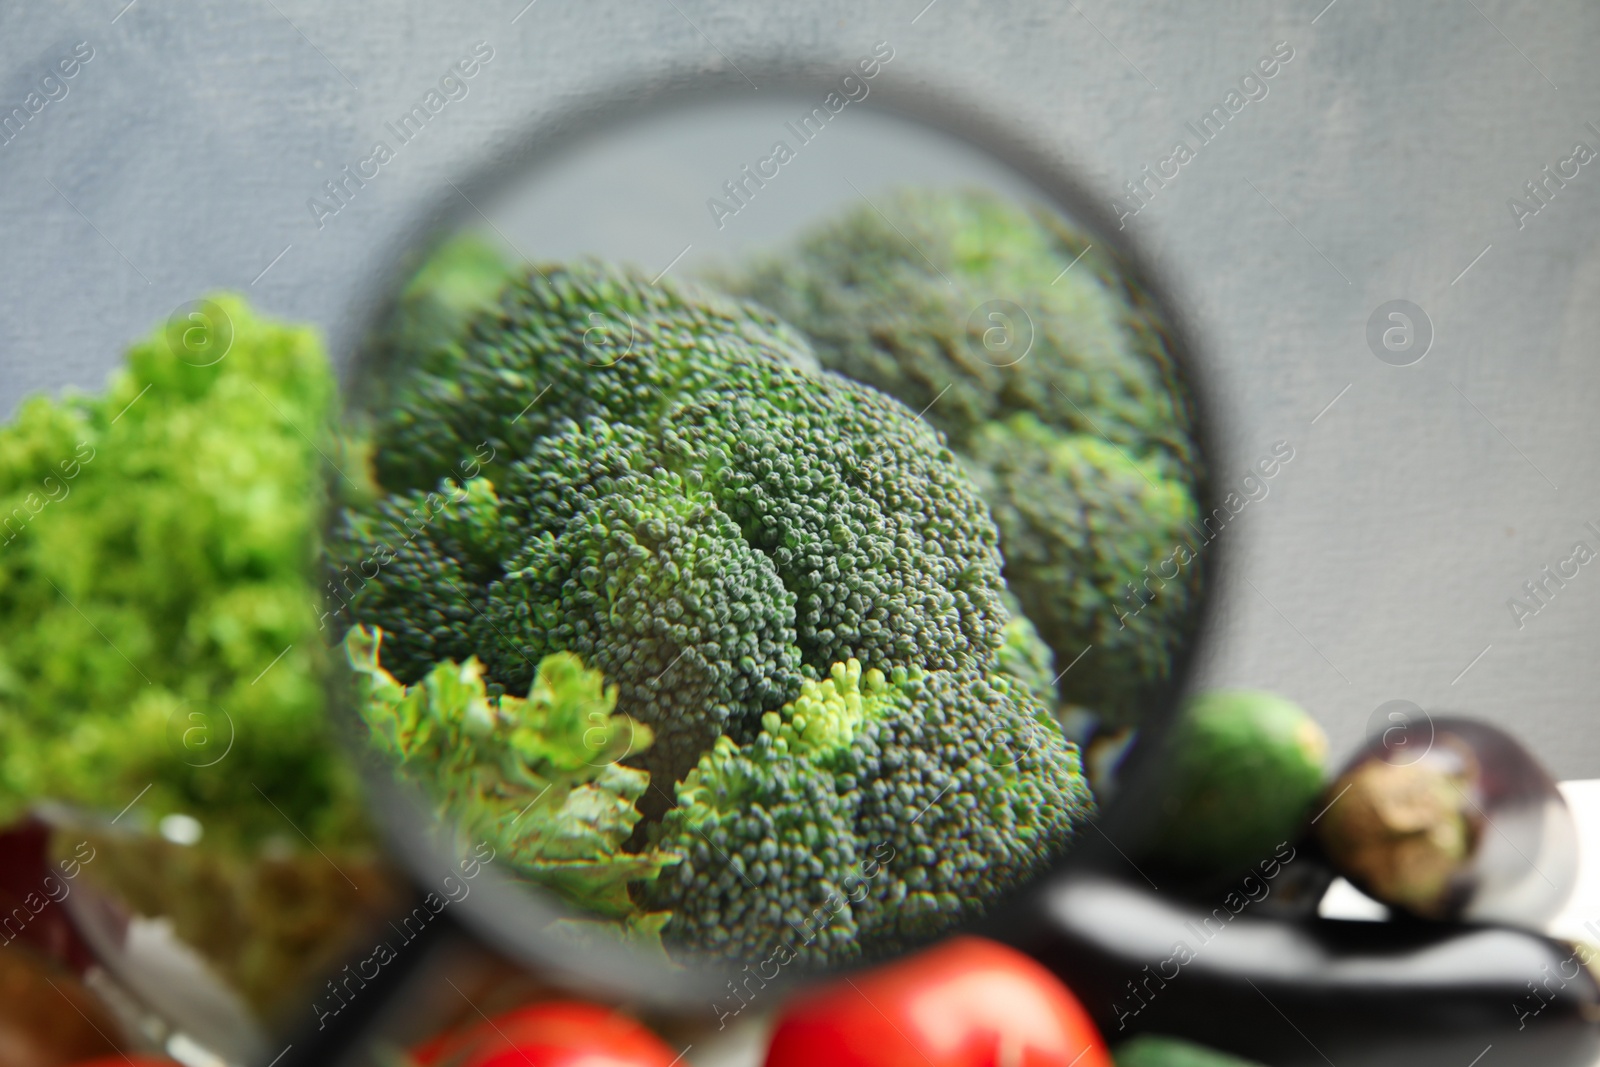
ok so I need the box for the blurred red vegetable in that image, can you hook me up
[415,1001,679,1067]
[765,936,1113,1067]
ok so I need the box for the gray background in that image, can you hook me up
[2,0,1598,777]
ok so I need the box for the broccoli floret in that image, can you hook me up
[648,732,866,966]
[852,668,1092,953]
[492,433,803,786]
[724,188,1203,723]
[994,598,1060,709]
[966,414,1200,720]
[647,659,1092,966]
[724,187,1197,475]
[333,475,511,689]
[369,262,819,494]
[343,255,1098,965]
[341,264,1010,788]
[371,233,517,391]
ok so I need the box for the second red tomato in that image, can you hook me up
[766,936,1114,1067]
[419,1001,679,1067]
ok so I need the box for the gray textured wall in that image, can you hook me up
[2,0,1598,776]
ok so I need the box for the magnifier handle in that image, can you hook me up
[1018,871,1600,1067]
[269,893,459,1067]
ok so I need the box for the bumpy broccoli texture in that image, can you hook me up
[965,414,1198,716]
[728,188,1204,723]
[340,259,1094,964]
[650,659,1088,966]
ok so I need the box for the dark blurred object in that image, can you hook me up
[0,819,96,972]
[1316,716,1577,926]
[0,947,124,1067]
[1026,871,1600,1067]
[272,905,585,1067]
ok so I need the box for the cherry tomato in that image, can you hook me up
[766,936,1114,1067]
[418,1001,679,1067]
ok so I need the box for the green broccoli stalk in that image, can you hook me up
[346,625,677,920]
[724,187,1204,724]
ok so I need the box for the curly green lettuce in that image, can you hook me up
[0,294,364,848]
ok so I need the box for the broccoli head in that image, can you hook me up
[724,187,1204,723]
[342,256,1098,963]
[725,187,1197,475]
[340,262,1011,789]
[994,598,1061,709]
[646,659,1091,966]
[966,414,1200,719]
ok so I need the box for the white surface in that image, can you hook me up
[1318,875,1390,922]
[1546,780,1600,944]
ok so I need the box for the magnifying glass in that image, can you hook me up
[282,74,1595,1067]
[276,73,1212,1062]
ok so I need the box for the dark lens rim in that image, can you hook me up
[329,62,1225,1010]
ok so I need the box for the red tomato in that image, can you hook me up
[419,1001,680,1067]
[66,1060,180,1067]
[766,937,1113,1067]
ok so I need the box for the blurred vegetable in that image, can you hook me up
[0,296,395,1028]
[726,187,1204,725]
[764,936,1112,1067]
[71,825,402,1023]
[415,1001,678,1067]
[1114,1034,1266,1067]
[1137,690,1326,884]
[0,948,125,1067]
[371,233,515,397]
[0,294,365,849]
[1314,716,1576,925]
